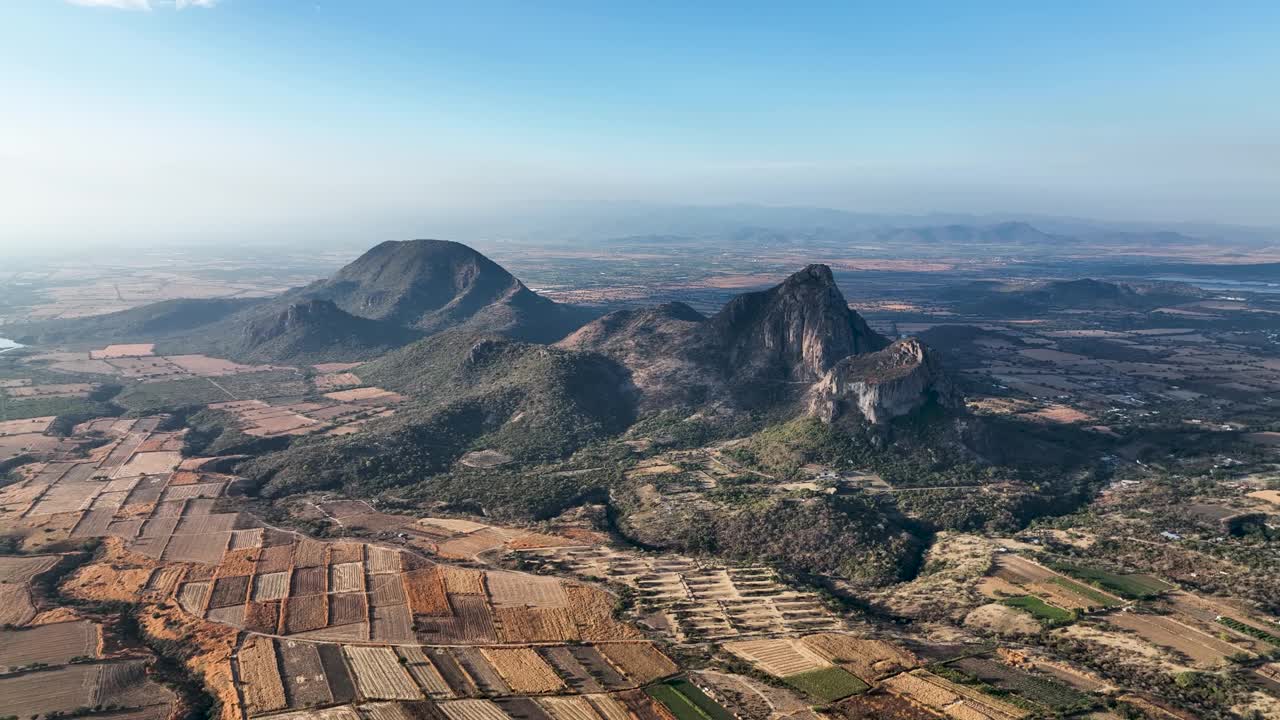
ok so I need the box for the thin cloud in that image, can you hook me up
[65,0,220,9]
[67,0,152,9]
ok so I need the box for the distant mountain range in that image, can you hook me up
[939,278,1208,315]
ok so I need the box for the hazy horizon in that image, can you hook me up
[3,1,1278,253]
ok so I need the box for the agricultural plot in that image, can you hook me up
[396,646,454,697]
[724,638,830,677]
[480,648,565,694]
[496,606,579,643]
[438,699,510,720]
[0,620,99,670]
[278,639,335,708]
[0,583,37,626]
[239,635,288,715]
[0,554,57,582]
[451,647,512,695]
[800,633,920,681]
[344,646,423,701]
[208,388,403,438]
[645,679,736,720]
[515,546,841,642]
[950,657,1092,714]
[1002,595,1074,625]
[883,669,1030,720]
[782,667,869,703]
[1054,566,1174,600]
[597,642,679,684]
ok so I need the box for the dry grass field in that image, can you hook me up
[597,642,678,684]
[724,638,829,677]
[239,634,288,715]
[480,647,566,694]
[343,645,423,701]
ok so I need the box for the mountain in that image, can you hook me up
[11,239,595,363]
[214,299,422,364]
[562,264,916,416]
[244,329,635,498]
[873,221,1062,247]
[10,297,266,348]
[941,278,1207,315]
[709,264,887,382]
[289,239,594,342]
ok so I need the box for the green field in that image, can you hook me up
[1217,616,1280,647]
[645,679,735,720]
[1056,564,1172,599]
[1002,595,1075,624]
[1048,576,1122,607]
[782,666,870,702]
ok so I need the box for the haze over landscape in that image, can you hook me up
[4,4,1280,720]
[3,1,1280,253]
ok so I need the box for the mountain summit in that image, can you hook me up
[562,263,944,423]
[295,239,592,342]
[709,264,887,382]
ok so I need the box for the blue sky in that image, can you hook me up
[2,1,1278,248]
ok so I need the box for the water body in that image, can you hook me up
[0,337,23,353]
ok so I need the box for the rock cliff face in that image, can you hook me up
[807,338,956,424]
[709,264,887,382]
[560,264,940,419]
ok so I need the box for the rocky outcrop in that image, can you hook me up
[807,338,957,424]
[709,264,887,382]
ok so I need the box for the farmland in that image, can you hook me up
[781,667,869,703]
[1001,595,1074,625]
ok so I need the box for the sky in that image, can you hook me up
[2,1,1279,251]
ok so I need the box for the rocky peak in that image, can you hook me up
[807,337,957,424]
[710,263,887,382]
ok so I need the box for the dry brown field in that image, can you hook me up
[293,565,328,595]
[1106,611,1245,668]
[0,620,99,669]
[0,584,37,626]
[284,594,329,633]
[368,546,404,574]
[539,695,607,720]
[343,645,423,700]
[0,663,101,717]
[315,372,363,391]
[245,601,281,634]
[438,699,510,720]
[404,567,452,615]
[90,343,155,359]
[800,633,919,680]
[441,565,487,595]
[486,570,568,608]
[239,635,288,715]
[0,416,56,435]
[330,593,368,626]
[396,646,454,697]
[724,638,829,677]
[277,639,333,708]
[597,642,678,684]
[496,606,579,643]
[330,561,365,593]
[0,554,58,583]
[480,647,565,694]
[452,647,511,695]
[322,386,402,402]
[209,574,251,608]
[371,604,416,642]
[565,585,643,641]
[329,541,365,564]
